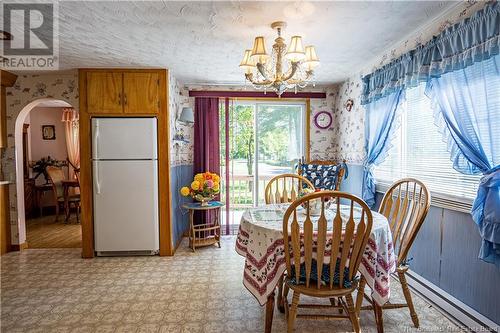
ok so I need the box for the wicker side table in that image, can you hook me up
[182,201,224,252]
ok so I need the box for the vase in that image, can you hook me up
[301,199,322,215]
[200,197,211,206]
[195,195,214,206]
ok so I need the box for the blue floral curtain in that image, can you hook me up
[361,2,500,266]
[426,54,500,267]
[362,89,404,208]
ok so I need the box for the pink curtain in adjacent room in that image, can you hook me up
[194,97,220,174]
[61,108,80,179]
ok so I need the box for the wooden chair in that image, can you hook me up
[297,159,347,190]
[282,191,373,333]
[46,166,81,222]
[264,174,314,204]
[360,178,431,330]
[67,158,80,180]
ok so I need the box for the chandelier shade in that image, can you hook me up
[285,36,306,62]
[304,45,320,70]
[240,21,319,96]
[251,36,269,63]
[239,49,256,73]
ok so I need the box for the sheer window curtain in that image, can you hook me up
[61,108,80,179]
[362,89,405,208]
[426,54,500,266]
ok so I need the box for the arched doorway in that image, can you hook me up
[14,98,81,248]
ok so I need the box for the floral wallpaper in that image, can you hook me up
[169,73,193,166]
[309,81,365,164]
[2,71,79,244]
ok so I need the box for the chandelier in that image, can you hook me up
[239,21,319,96]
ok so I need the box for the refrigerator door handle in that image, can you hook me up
[93,120,99,159]
[94,163,101,194]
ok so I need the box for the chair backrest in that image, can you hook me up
[283,191,373,289]
[379,178,431,266]
[74,169,81,186]
[298,159,347,190]
[265,174,314,204]
[46,166,65,199]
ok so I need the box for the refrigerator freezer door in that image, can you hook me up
[92,117,157,160]
[93,160,159,252]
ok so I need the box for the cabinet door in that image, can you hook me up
[86,72,123,114]
[123,73,160,114]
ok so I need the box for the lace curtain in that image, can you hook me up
[61,107,80,179]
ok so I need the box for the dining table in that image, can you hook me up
[235,203,396,333]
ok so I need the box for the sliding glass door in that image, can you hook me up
[220,100,305,233]
[256,103,304,205]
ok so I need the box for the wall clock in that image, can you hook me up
[314,111,332,129]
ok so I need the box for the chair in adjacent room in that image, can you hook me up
[359,178,431,330]
[46,166,81,222]
[264,174,314,204]
[282,191,373,333]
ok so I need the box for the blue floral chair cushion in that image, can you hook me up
[288,259,358,288]
[298,162,348,190]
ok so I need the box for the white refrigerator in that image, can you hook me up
[92,117,159,255]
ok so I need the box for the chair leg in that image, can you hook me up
[283,283,289,300]
[55,202,60,222]
[76,203,80,223]
[277,274,285,313]
[346,294,361,333]
[329,297,343,314]
[398,270,419,328]
[356,276,367,314]
[287,291,300,333]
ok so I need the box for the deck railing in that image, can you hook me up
[219,174,274,208]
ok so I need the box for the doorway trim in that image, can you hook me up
[14,98,73,247]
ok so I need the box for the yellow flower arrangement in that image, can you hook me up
[191,180,200,190]
[180,171,221,206]
[180,187,190,196]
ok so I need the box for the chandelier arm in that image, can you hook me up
[256,63,271,80]
[245,73,272,86]
[285,70,314,84]
[281,62,300,82]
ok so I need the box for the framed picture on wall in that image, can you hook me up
[42,125,56,140]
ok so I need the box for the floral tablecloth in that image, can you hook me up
[235,203,396,306]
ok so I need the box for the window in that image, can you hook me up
[374,84,481,201]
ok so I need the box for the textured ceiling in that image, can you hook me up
[56,1,459,85]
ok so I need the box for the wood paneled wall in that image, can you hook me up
[78,69,172,258]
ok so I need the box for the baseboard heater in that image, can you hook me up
[96,250,159,257]
[404,270,499,332]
